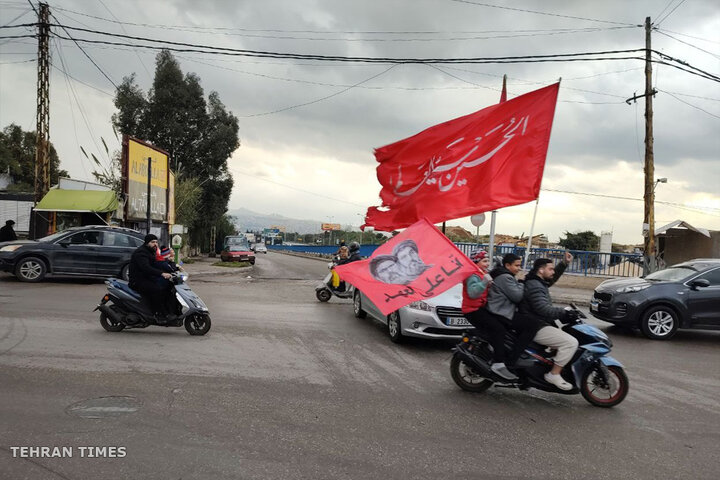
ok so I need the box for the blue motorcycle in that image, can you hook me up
[450,305,629,407]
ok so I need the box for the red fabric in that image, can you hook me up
[334,218,478,316]
[363,83,559,231]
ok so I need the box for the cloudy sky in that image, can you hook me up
[1,0,718,244]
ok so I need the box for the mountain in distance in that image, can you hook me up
[226,207,359,234]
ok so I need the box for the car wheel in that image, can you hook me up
[15,256,47,282]
[353,291,367,318]
[640,305,679,340]
[387,311,403,343]
[120,264,130,281]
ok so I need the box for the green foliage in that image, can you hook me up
[174,177,202,227]
[559,230,600,251]
[0,124,68,191]
[111,50,239,248]
[89,148,122,195]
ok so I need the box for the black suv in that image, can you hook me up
[0,225,144,282]
[590,259,720,340]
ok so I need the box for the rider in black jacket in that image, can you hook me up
[129,234,174,323]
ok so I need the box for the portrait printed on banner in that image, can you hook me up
[369,240,433,285]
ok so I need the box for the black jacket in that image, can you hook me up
[0,225,17,242]
[129,245,164,289]
[517,261,568,326]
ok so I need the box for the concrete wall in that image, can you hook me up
[660,229,720,265]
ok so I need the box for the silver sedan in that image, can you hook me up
[352,284,470,343]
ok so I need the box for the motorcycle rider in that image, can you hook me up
[338,241,361,265]
[462,250,517,381]
[129,234,174,324]
[518,253,580,391]
[487,253,541,369]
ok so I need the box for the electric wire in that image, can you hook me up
[655,27,720,45]
[655,0,688,26]
[449,0,638,26]
[654,0,678,22]
[659,90,720,102]
[663,91,720,119]
[96,0,151,78]
[656,30,720,60]
[1,10,31,27]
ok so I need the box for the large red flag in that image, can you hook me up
[334,218,478,316]
[363,83,559,231]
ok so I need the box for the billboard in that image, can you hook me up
[321,223,341,231]
[122,136,170,222]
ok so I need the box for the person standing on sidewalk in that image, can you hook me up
[0,220,17,242]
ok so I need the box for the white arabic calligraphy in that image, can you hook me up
[392,115,530,197]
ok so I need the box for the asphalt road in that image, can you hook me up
[1,252,718,480]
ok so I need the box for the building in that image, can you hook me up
[656,220,720,265]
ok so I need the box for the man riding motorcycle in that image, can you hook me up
[517,253,580,390]
[129,234,175,325]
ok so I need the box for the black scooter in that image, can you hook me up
[450,305,629,407]
[94,272,212,336]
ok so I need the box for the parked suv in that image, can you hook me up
[590,259,720,340]
[0,225,144,282]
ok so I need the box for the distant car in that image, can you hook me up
[0,225,144,282]
[253,243,267,254]
[590,259,720,340]
[220,244,255,264]
[352,284,470,343]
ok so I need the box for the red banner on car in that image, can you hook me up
[334,218,478,316]
[363,83,559,231]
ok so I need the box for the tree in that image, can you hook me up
[559,230,600,251]
[112,50,239,250]
[0,124,68,191]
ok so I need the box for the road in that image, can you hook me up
[1,252,718,480]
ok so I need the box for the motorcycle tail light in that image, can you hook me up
[103,295,109,302]
[462,336,469,343]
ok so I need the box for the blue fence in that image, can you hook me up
[269,243,644,277]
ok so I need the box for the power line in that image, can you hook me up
[95,0,151,78]
[655,27,720,45]
[655,0,688,26]
[47,13,118,89]
[242,64,398,117]
[656,30,720,60]
[449,0,638,26]
[1,9,31,27]
[663,91,720,119]
[654,0,678,21]
[659,90,720,102]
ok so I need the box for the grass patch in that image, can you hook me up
[212,261,252,268]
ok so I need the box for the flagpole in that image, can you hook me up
[522,77,561,271]
[488,210,497,264]
[522,199,539,270]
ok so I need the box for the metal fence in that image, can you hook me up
[269,243,644,278]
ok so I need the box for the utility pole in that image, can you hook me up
[643,16,656,275]
[31,3,50,238]
[146,156,152,234]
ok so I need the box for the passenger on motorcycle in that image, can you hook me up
[488,253,542,369]
[462,250,517,381]
[339,241,361,265]
[518,254,580,391]
[129,234,175,324]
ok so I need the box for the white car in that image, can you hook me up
[352,284,470,343]
[253,243,268,254]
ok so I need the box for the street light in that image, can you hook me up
[653,177,667,192]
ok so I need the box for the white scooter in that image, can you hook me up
[315,256,354,302]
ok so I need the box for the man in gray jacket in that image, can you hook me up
[517,253,580,390]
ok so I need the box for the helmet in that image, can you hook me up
[469,249,488,263]
[349,241,360,253]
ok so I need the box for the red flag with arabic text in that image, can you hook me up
[363,83,559,231]
[334,218,478,316]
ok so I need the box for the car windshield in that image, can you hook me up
[645,266,697,282]
[39,231,69,243]
[228,246,248,252]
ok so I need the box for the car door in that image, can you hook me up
[687,267,720,326]
[96,232,141,275]
[52,230,102,274]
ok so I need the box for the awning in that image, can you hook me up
[35,189,119,213]
[656,220,711,238]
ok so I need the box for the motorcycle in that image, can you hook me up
[450,305,629,407]
[94,272,212,336]
[315,256,354,302]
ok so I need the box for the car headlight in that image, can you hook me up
[0,244,22,252]
[407,301,433,312]
[617,284,650,293]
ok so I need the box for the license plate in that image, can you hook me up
[447,317,471,326]
[590,301,599,312]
